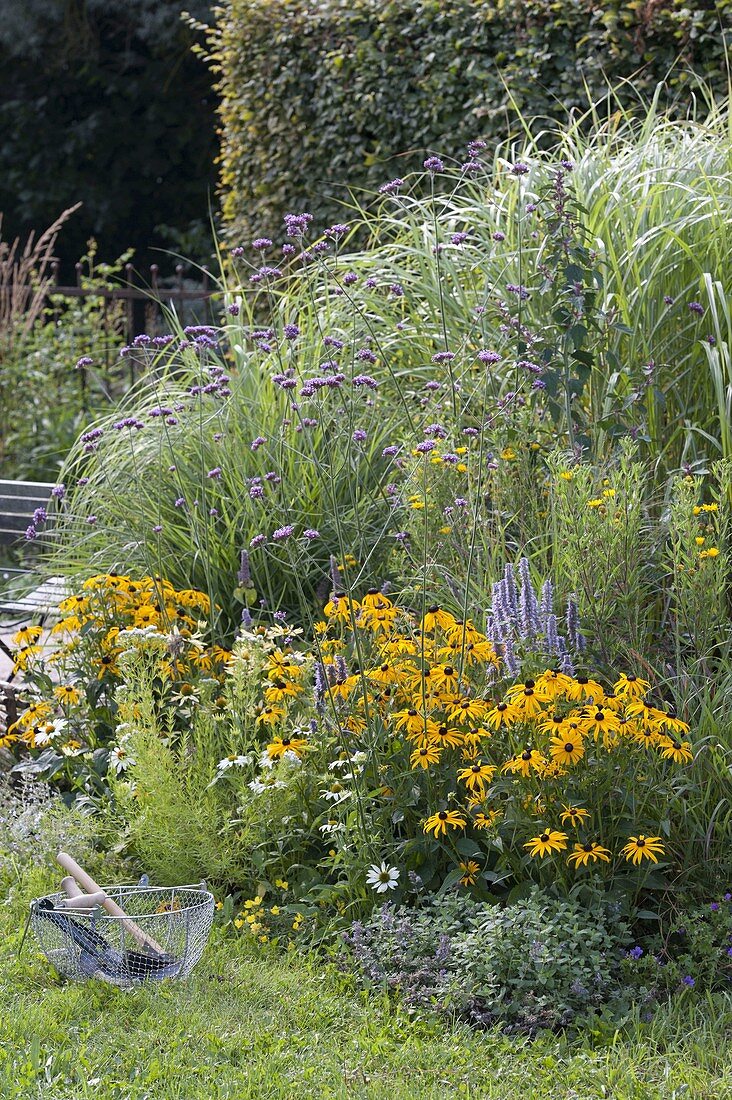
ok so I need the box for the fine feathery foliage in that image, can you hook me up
[200,0,732,244]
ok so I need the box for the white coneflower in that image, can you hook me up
[365,862,400,894]
[110,746,135,773]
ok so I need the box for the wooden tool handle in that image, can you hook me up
[56,851,165,955]
[58,891,109,910]
[61,876,84,899]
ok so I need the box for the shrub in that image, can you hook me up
[202,0,732,245]
[344,889,630,1031]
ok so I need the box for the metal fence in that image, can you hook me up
[48,260,216,358]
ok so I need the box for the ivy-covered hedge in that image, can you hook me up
[203,0,731,241]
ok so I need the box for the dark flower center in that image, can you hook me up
[564,743,575,753]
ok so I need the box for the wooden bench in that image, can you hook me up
[0,478,56,548]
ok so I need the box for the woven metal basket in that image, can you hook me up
[30,883,214,987]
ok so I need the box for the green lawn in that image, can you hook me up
[1,870,731,1100]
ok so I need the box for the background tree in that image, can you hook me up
[0,0,217,272]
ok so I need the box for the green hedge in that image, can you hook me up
[204,0,731,242]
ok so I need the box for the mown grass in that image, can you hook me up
[1,869,731,1100]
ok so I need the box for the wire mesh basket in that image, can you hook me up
[29,883,215,987]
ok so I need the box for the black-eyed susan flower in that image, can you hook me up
[506,679,545,717]
[485,700,520,729]
[457,760,496,793]
[12,624,43,647]
[549,735,585,766]
[536,669,574,698]
[472,809,502,829]
[420,605,457,633]
[53,685,81,706]
[428,663,462,692]
[524,829,568,858]
[567,842,612,867]
[614,673,651,698]
[324,593,360,621]
[583,708,621,739]
[266,734,308,760]
[448,697,489,724]
[657,737,693,764]
[256,705,286,727]
[431,724,465,750]
[394,706,428,735]
[410,744,442,769]
[459,860,481,886]
[359,605,400,635]
[423,809,467,837]
[565,675,605,703]
[560,805,591,827]
[361,589,393,611]
[621,835,666,865]
[539,712,567,736]
[502,748,546,776]
[658,712,690,736]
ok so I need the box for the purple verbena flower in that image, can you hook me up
[271,524,294,542]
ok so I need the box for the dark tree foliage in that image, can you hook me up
[0,0,217,271]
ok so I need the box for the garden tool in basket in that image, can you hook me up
[28,851,214,986]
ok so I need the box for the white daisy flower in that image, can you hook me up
[365,862,400,893]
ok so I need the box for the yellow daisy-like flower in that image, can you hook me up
[359,606,400,635]
[535,669,575,698]
[360,588,394,611]
[427,664,462,692]
[613,673,651,698]
[567,842,612,867]
[459,860,481,886]
[256,705,286,727]
[524,830,568,858]
[457,761,496,793]
[565,675,605,704]
[410,744,442,770]
[324,593,360,622]
[502,748,546,777]
[448,697,489,724]
[548,735,585,766]
[431,724,465,750]
[53,685,81,706]
[12,624,43,646]
[484,701,520,729]
[657,737,693,764]
[472,809,502,830]
[423,809,467,838]
[420,605,457,633]
[266,734,308,760]
[621,835,666,865]
[582,708,620,739]
[560,805,591,827]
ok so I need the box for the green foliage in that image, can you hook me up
[0,1,216,267]
[204,0,732,245]
[345,889,631,1029]
[0,245,129,479]
[2,868,732,1098]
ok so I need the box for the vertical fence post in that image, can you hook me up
[125,263,135,387]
